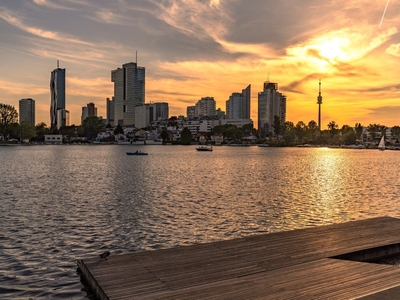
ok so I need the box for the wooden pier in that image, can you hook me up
[77,217,400,299]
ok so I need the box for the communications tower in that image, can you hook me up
[317,79,323,130]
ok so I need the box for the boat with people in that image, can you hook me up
[126,151,148,156]
[196,146,213,151]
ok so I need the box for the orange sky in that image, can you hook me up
[1,0,400,129]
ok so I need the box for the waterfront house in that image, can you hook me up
[44,134,63,145]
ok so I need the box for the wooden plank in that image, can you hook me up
[78,216,400,300]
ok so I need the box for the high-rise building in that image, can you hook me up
[134,102,169,129]
[195,97,216,117]
[19,98,35,126]
[50,62,66,129]
[106,97,115,126]
[111,62,145,126]
[226,84,251,119]
[57,109,70,129]
[258,81,286,133]
[81,102,97,123]
[187,106,196,119]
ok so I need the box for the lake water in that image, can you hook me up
[1,145,400,299]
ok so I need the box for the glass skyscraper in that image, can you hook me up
[111,62,145,126]
[50,65,66,129]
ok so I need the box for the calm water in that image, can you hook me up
[1,145,400,299]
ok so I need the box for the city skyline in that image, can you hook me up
[1,1,400,128]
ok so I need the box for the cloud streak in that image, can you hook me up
[2,0,400,127]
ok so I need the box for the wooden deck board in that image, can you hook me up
[78,216,400,299]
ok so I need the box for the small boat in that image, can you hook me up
[257,144,269,147]
[126,151,148,155]
[196,146,213,151]
[378,136,385,151]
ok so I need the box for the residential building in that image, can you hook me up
[221,119,253,128]
[111,62,145,126]
[81,102,97,123]
[195,97,216,117]
[187,106,196,118]
[258,81,286,133]
[226,84,251,119]
[135,102,169,129]
[19,98,35,126]
[50,63,66,129]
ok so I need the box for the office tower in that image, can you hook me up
[154,102,169,121]
[195,97,216,117]
[111,62,145,126]
[81,102,97,123]
[134,102,169,129]
[226,84,251,119]
[258,81,286,133]
[187,106,196,119]
[50,62,66,129]
[106,97,115,126]
[19,98,35,126]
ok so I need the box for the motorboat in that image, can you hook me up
[196,146,213,151]
[126,151,148,155]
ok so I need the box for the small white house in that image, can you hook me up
[45,134,63,145]
[97,132,111,140]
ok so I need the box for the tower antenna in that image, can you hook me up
[57,60,59,68]
[317,78,323,130]
[136,51,137,64]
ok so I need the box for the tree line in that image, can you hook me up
[1,103,399,145]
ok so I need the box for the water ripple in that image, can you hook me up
[1,146,400,298]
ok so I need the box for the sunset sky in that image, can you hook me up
[1,0,400,129]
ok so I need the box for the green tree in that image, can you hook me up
[272,116,282,139]
[367,124,380,142]
[342,130,356,145]
[180,127,192,145]
[241,123,255,136]
[114,124,124,135]
[354,123,363,141]
[391,126,400,143]
[13,122,37,142]
[80,116,105,140]
[160,129,169,144]
[307,120,318,143]
[34,122,49,143]
[225,125,242,141]
[295,121,307,143]
[327,121,338,137]
[0,103,18,138]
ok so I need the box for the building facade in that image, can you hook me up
[57,109,70,129]
[226,84,251,119]
[135,102,169,129]
[187,106,196,118]
[195,97,216,117]
[50,66,66,129]
[19,98,35,126]
[111,62,145,126]
[106,97,115,126]
[81,102,97,123]
[258,81,286,133]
